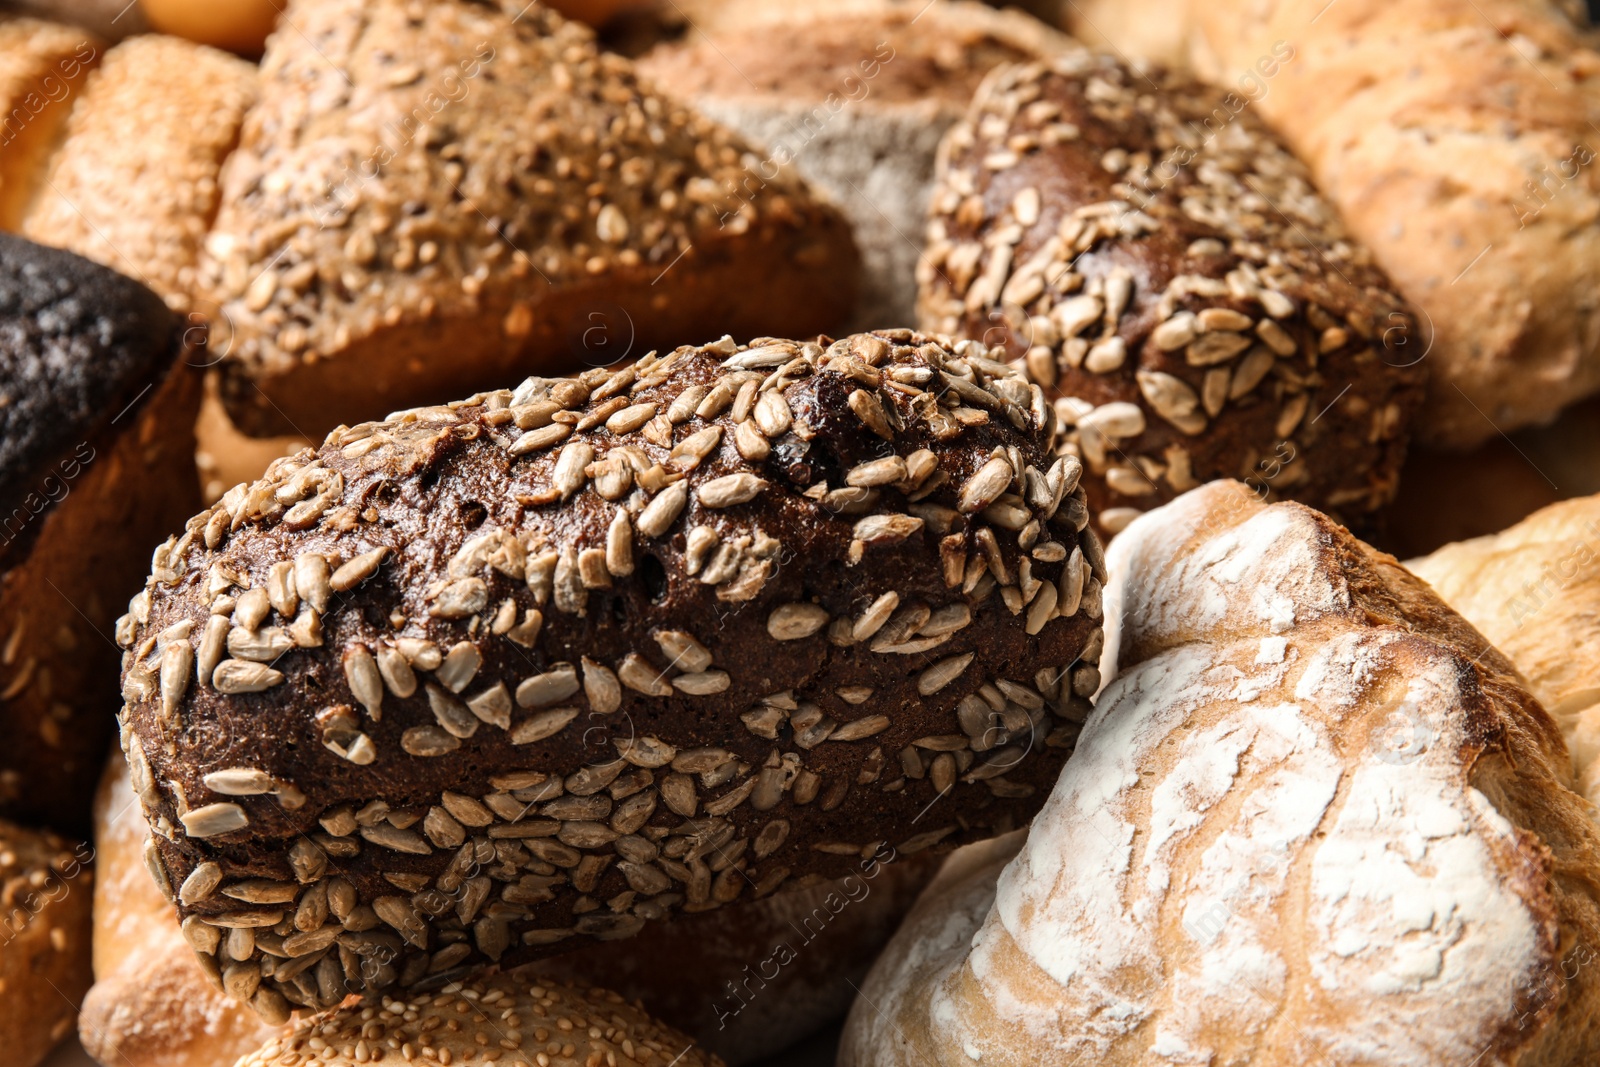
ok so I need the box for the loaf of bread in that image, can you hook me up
[203,0,860,438]
[236,971,722,1067]
[637,0,1076,332]
[1063,0,1600,448]
[118,331,1102,1017]
[137,0,279,56]
[84,748,937,1067]
[1411,494,1600,805]
[0,233,201,831]
[919,52,1424,537]
[0,815,93,1067]
[0,16,99,230]
[20,33,257,308]
[841,480,1600,1066]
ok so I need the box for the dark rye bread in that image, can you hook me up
[0,234,201,831]
[117,331,1103,1019]
[918,53,1426,538]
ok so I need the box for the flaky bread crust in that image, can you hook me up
[1412,494,1600,806]
[0,816,93,1067]
[204,0,858,438]
[80,755,281,1067]
[0,17,99,230]
[20,34,258,309]
[841,481,1600,1066]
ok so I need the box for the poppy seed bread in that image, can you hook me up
[118,331,1103,1017]
[918,54,1425,538]
[0,233,201,831]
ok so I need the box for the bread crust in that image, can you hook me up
[118,331,1101,1016]
[0,815,93,1067]
[919,54,1425,539]
[203,0,859,438]
[0,16,100,230]
[841,481,1600,1066]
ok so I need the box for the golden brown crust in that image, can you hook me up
[0,816,93,1067]
[204,0,859,439]
[0,16,100,230]
[20,34,258,308]
[236,970,724,1067]
[919,53,1424,537]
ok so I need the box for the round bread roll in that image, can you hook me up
[0,16,99,230]
[842,480,1600,1066]
[0,232,201,831]
[203,0,859,439]
[235,971,722,1067]
[637,0,1077,332]
[137,0,279,56]
[918,53,1425,538]
[0,816,93,1067]
[117,330,1102,1017]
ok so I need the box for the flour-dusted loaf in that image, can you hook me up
[20,33,258,308]
[919,53,1425,538]
[204,0,859,438]
[118,331,1102,1018]
[637,0,1076,332]
[0,233,201,831]
[1412,494,1600,807]
[840,480,1600,1066]
[1063,0,1600,448]
[235,971,722,1067]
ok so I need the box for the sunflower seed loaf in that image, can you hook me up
[918,53,1427,538]
[117,330,1103,1018]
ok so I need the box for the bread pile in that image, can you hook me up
[4,1,1600,1065]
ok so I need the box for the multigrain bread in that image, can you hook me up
[1411,495,1600,805]
[117,331,1102,1017]
[0,16,99,230]
[20,34,258,309]
[841,480,1600,1066]
[0,817,94,1067]
[204,0,859,439]
[0,233,201,831]
[80,754,280,1067]
[919,53,1424,537]
[1062,0,1600,448]
[235,971,723,1067]
[637,0,1076,331]
[84,749,936,1067]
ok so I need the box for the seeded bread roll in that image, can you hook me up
[20,34,258,309]
[636,0,1076,332]
[204,0,859,439]
[237,971,721,1067]
[0,233,202,830]
[0,816,94,1067]
[919,54,1425,538]
[118,331,1100,1018]
[0,17,99,231]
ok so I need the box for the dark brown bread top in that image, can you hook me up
[917,54,1427,538]
[0,232,178,550]
[118,331,1103,1018]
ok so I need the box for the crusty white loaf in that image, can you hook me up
[1412,494,1600,806]
[841,481,1600,1066]
[1063,0,1600,448]
[0,16,99,230]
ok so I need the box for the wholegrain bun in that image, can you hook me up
[0,233,201,830]
[204,0,859,439]
[841,480,1600,1066]
[235,970,722,1067]
[919,53,1424,537]
[637,0,1076,331]
[0,815,93,1067]
[118,331,1101,1016]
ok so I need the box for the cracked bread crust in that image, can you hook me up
[118,331,1102,1017]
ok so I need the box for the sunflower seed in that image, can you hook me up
[1187,331,1251,366]
[602,510,634,578]
[160,640,193,719]
[754,391,793,437]
[698,473,767,508]
[467,683,512,728]
[854,514,924,548]
[958,457,1013,513]
[852,591,900,642]
[1137,370,1205,431]
[511,422,572,456]
[668,385,708,423]
[196,615,229,687]
[1026,582,1059,635]
[1085,337,1127,373]
[618,653,672,696]
[266,561,299,618]
[1256,318,1296,356]
[427,684,479,739]
[204,767,273,795]
[606,403,657,434]
[360,823,431,855]
[234,587,270,631]
[374,645,417,698]
[837,686,874,705]
[180,862,222,905]
[1152,311,1197,351]
[655,630,712,673]
[582,658,621,713]
[1230,346,1277,400]
[768,603,828,640]
[847,389,894,439]
[670,426,724,471]
[637,482,688,537]
[832,715,890,741]
[227,626,292,662]
[182,803,248,838]
[620,735,677,769]
[672,670,729,695]
[331,548,389,592]
[1059,546,1085,614]
[213,660,284,694]
[918,653,975,695]
[734,419,770,462]
[1198,307,1252,332]
[517,664,579,707]
[846,456,907,488]
[339,646,382,718]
